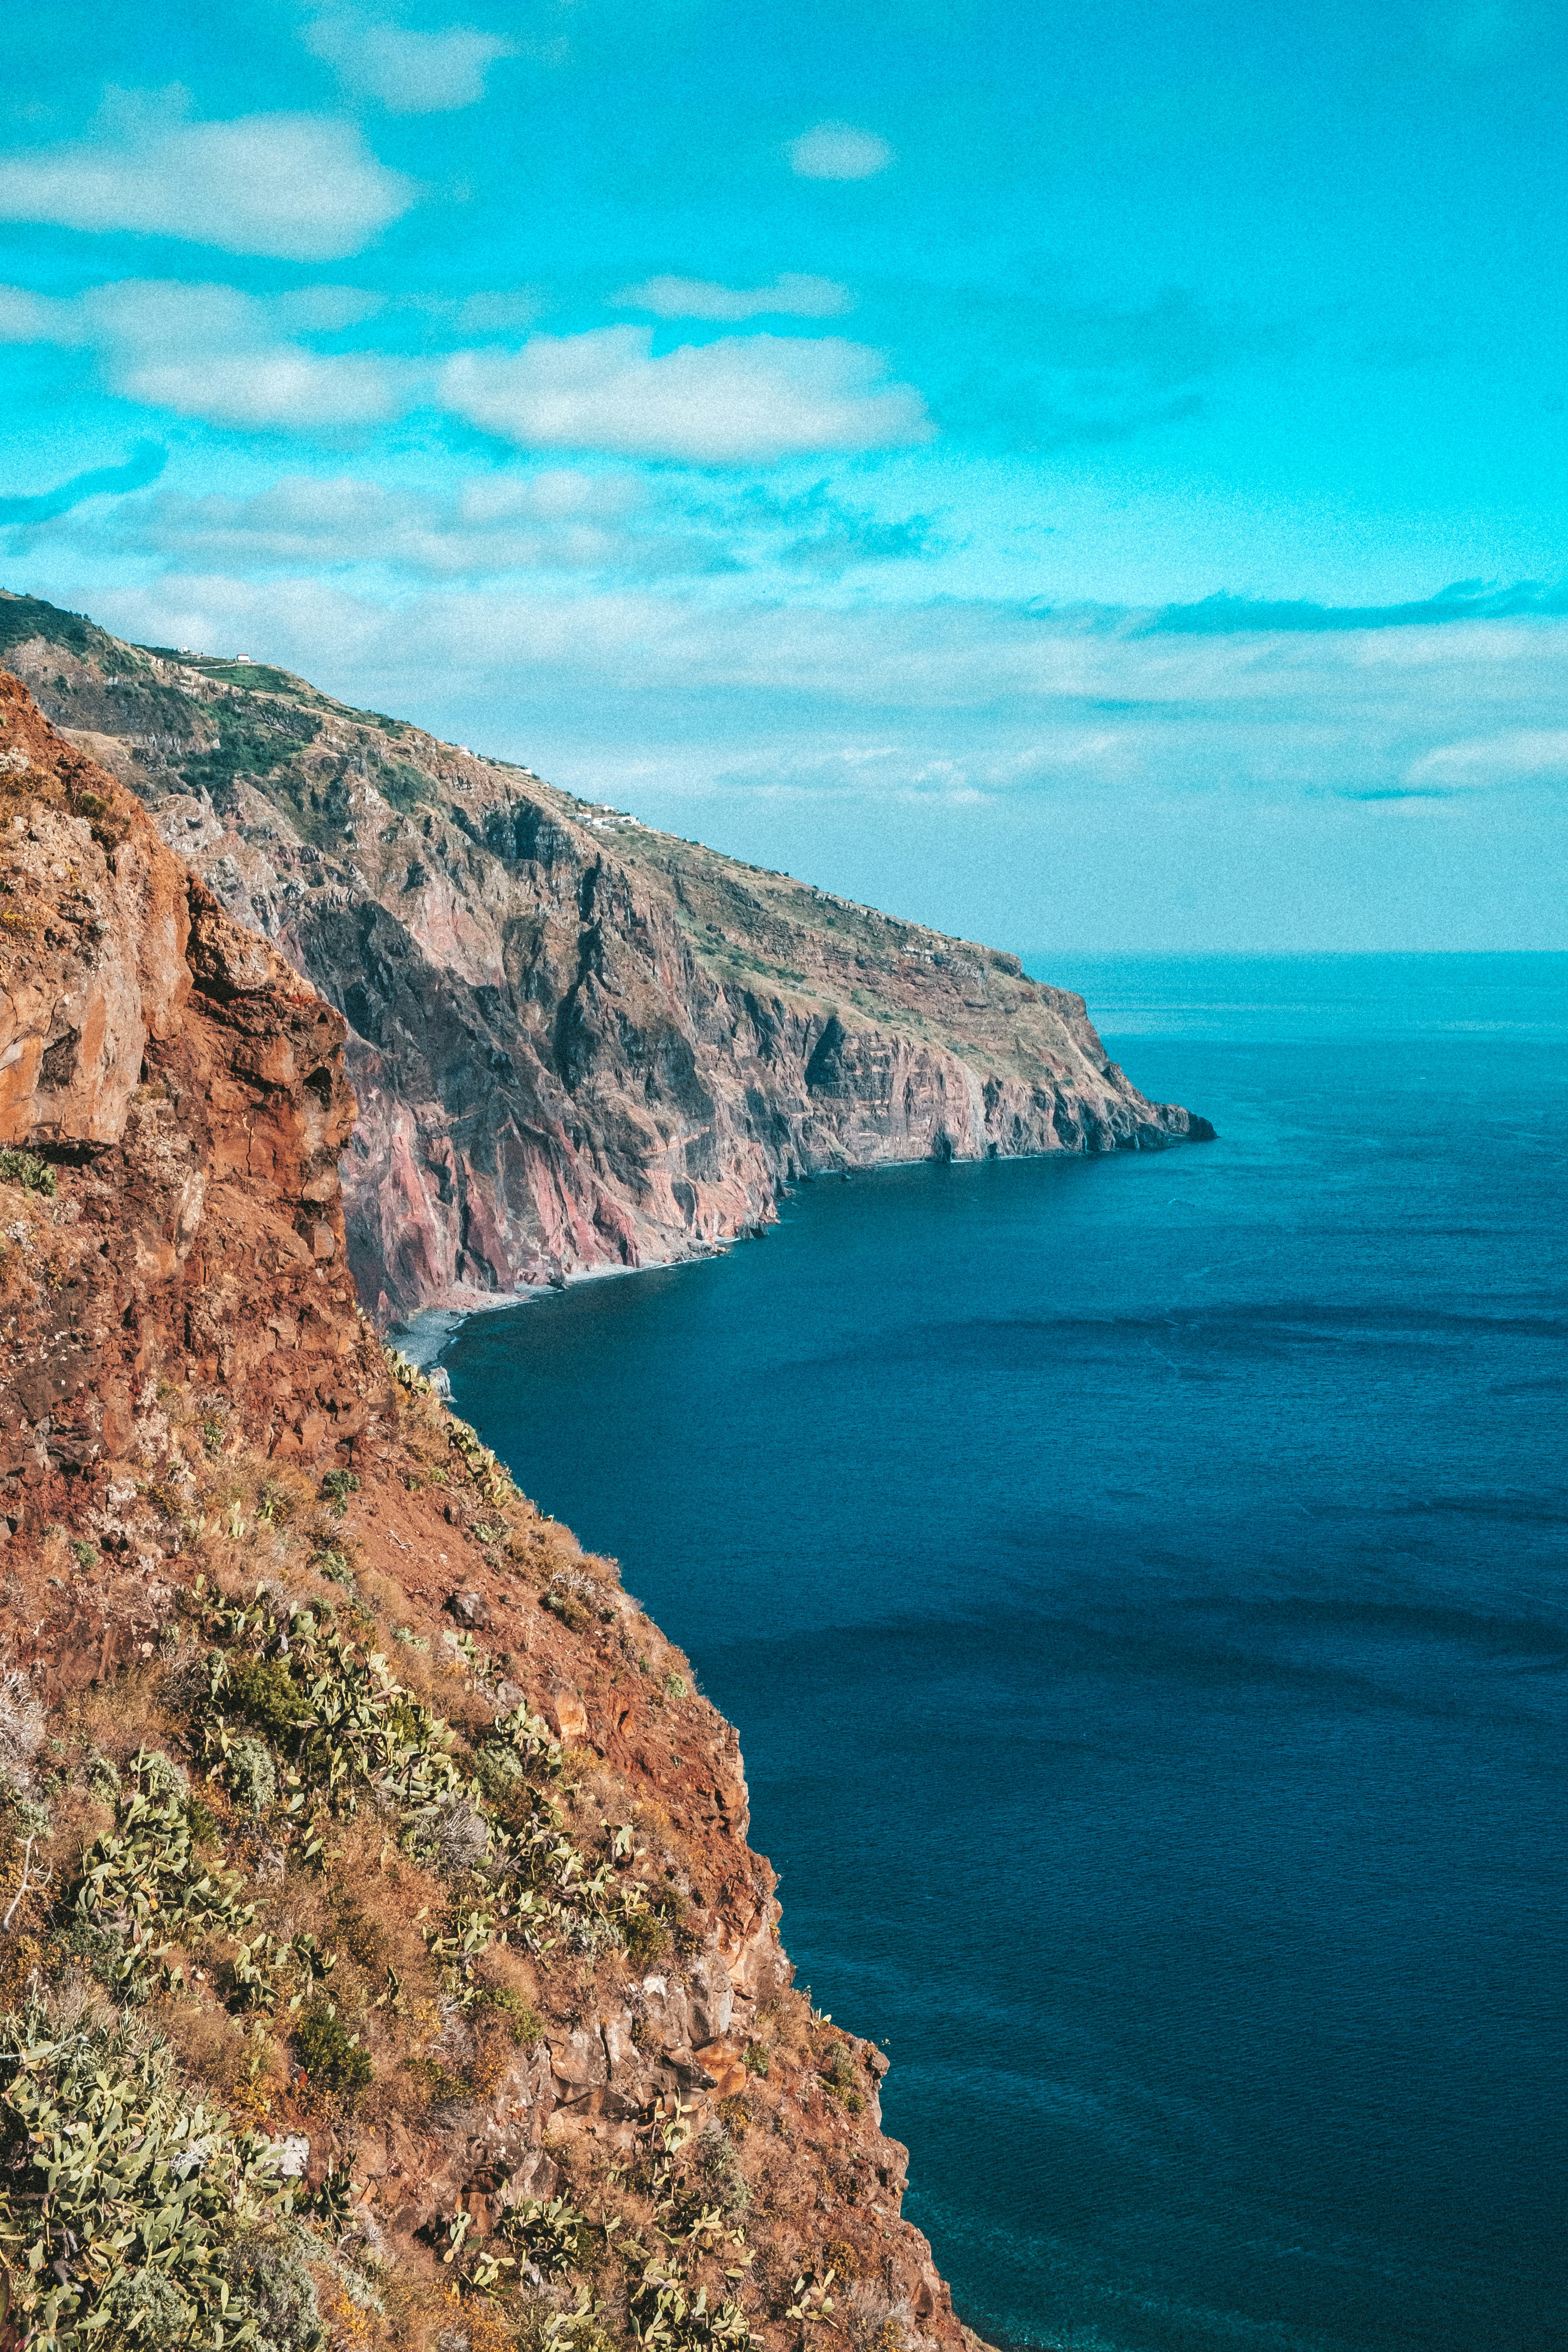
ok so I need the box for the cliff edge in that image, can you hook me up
[2,591,1211,1325]
[0,677,964,2352]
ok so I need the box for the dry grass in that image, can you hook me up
[150,1985,250,2097]
[359,1565,412,1621]
[73,1665,180,1766]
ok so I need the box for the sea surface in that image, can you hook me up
[442,954,1568,2352]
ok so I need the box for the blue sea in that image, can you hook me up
[443,954,1568,2352]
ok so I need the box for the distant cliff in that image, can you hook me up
[2,590,1210,1324]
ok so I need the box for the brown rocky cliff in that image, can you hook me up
[0,670,363,1483]
[0,677,966,2352]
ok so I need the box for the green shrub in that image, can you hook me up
[187,1791,221,1847]
[475,1741,527,1804]
[501,2193,589,2274]
[819,2045,864,2113]
[0,591,99,660]
[0,2005,327,2351]
[226,1654,314,1740]
[67,1747,255,1996]
[0,1147,55,1197]
[223,2221,329,2349]
[487,1987,544,2046]
[296,1999,372,2095]
[319,1470,360,1518]
[175,699,320,815]
[223,1731,278,1813]
[201,1592,462,1811]
[623,1907,672,1966]
[135,1748,188,1804]
[694,2120,750,2215]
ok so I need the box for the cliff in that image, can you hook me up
[0,675,965,2351]
[2,591,1210,1325]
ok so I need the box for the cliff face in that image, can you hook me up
[0,676,963,2352]
[3,591,1210,1325]
[0,667,361,1485]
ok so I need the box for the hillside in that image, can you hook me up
[1,590,1211,1324]
[0,671,965,2352]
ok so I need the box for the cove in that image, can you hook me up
[444,954,1568,2352]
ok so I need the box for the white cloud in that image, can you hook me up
[458,470,641,524]
[273,286,389,332]
[70,580,1568,843]
[1405,728,1568,790]
[115,349,408,431]
[0,277,414,429]
[0,97,416,259]
[302,9,514,113]
[53,577,1568,949]
[786,122,894,180]
[102,471,662,575]
[614,273,852,321]
[0,274,925,455]
[53,463,932,585]
[0,286,62,341]
[439,326,931,462]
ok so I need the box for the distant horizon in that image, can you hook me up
[1027,945,1568,959]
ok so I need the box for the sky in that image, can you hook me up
[2,0,1566,952]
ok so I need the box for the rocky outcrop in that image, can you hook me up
[0,668,362,1486]
[3,591,1211,1325]
[0,673,965,2352]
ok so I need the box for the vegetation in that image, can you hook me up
[319,1470,360,1517]
[0,1338,870,2352]
[0,1148,55,1197]
[67,1746,256,1996]
[175,699,321,815]
[0,2005,325,2352]
[0,592,102,660]
[0,1560,695,2345]
[375,756,435,813]
[183,660,309,696]
[502,2192,589,2275]
[296,1998,373,2095]
[819,2046,865,2115]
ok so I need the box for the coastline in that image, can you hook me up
[386,1248,725,1370]
[386,1126,1216,1374]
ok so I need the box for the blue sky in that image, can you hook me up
[2,0,1566,949]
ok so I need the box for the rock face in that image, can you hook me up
[0,667,362,1485]
[3,590,1211,1325]
[0,673,966,2352]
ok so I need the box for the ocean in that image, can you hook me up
[442,954,1568,2352]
